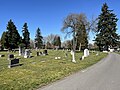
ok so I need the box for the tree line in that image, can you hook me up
[0,3,120,51]
[1,20,30,50]
[61,3,120,51]
[0,20,62,50]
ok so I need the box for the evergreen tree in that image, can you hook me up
[53,35,61,48]
[6,19,21,50]
[57,36,61,48]
[34,28,43,49]
[1,31,9,49]
[95,3,119,51]
[22,23,30,49]
[76,24,88,50]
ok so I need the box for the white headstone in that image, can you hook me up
[103,51,108,53]
[82,56,84,60]
[24,49,30,58]
[84,49,89,57]
[19,46,22,56]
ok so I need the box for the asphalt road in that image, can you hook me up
[38,53,120,90]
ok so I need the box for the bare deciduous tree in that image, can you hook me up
[61,13,97,62]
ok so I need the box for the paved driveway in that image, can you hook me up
[38,53,120,90]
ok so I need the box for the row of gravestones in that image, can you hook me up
[19,47,31,58]
[7,48,48,68]
[8,50,31,68]
[70,49,90,60]
[19,46,48,57]
[36,50,48,56]
[1,48,94,68]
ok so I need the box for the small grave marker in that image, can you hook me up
[8,54,14,60]
[0,54,5,57]
[43,50,48,55]
[37,52,39,56]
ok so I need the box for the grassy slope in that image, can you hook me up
[0,50,107,90]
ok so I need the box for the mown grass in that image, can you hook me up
[0,50,107,90]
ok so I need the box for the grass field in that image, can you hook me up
[0,50,107,90]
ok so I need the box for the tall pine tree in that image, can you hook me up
[1,31,9,49]
[35,28,43,49]
[6,19,21,50]
[95,3,119,51]
[53,35,61,48]
[22,23,30,49]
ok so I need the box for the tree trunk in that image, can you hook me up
[72,31,76,63]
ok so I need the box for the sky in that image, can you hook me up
[0,0,120,43]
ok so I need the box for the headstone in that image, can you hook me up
[24,49,31,58]
[103,51,108,53]
[39,52,42,55]
[37,52,39,56]
[8,54,14,60]
[58,57,61,59]
[82,56,84,60]
[84,49,89,57]
[43,50,48,55]
[55,57,61,60]
[80,56,84,60]
[22,48,25,56]
[8,58,19,68]
[109,48,114,52]
[55,57,58,59]
[0,54,5,57]
[19,46,22,56]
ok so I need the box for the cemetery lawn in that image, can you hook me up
[0,50,107,90]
